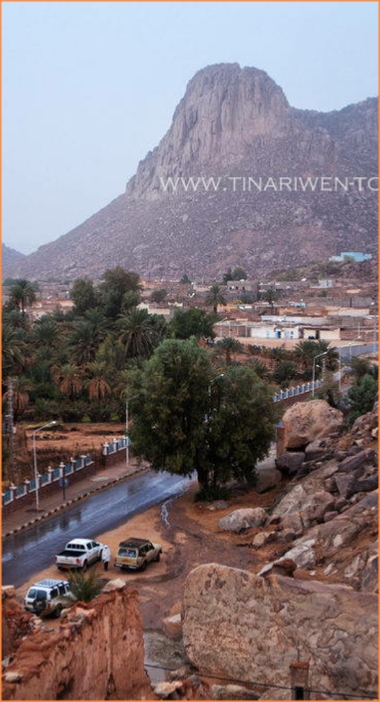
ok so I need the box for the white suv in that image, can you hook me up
[24,578,76,617]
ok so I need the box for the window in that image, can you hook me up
[50,588,59,599]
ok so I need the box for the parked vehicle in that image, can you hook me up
[55,538,105,571]
[24,579,76,617]
[114,538,162,571]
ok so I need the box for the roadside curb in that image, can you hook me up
[2,466,148,539]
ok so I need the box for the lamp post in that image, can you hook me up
[125,394,139,467]
[32,421,57,510]
[208,373,225,397]
[312,352,328,397]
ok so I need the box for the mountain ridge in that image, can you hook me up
[4,63,378,281]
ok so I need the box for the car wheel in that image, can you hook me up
[98,550,103,562]
[82,561,88,572]
[54,604,63,619]
[155,552,161,562]
[140,560,147,572]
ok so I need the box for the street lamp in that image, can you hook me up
[208,373,225,397]
[125,394,139,467]
[312,352,328,397]
[32,421,57,510]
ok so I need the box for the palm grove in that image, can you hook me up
[3,267,375,496]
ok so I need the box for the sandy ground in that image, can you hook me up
[16,481,286,631]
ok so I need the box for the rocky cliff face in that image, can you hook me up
[2,580,152,700]
[5,63,377,281]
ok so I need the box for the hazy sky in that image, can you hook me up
[2,1,378,255]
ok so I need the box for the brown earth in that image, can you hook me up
[15,475,368,635]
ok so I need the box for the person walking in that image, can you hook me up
[102,545,111,571]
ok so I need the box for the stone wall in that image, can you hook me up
[182,564,378,699]
[2,581,152,700]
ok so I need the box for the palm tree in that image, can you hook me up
[117,308,159,360]
[247,358,271,380]
[262,286,281,313]
[294,340,338,378]
[69,321,100,366]
[32,317,61,349]
[9,279,37,316]
[85,361,111,401]
[2,325,27,377]
[53,364,83,398]
[2,376,31,421]
[215,337,243,366]
[205,284,227,315]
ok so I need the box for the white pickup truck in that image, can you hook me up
[55,538,105,571]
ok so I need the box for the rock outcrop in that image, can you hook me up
[2,581,152,700]
[218,508,268,532]
[5,63,377,281]
[281,400,344,449]
[182,564,378,699]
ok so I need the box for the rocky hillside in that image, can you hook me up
[179,400,378,700]
[5,63,377,282]
[2,244,26,272]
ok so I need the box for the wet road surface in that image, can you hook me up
[2,470,191,588]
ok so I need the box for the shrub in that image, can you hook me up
[67,570,103,603]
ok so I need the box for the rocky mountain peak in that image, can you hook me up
[127,63,290,197]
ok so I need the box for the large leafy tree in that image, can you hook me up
[98,267,141,319]
[130,339,279,491]
[129,339,212,483]
[170,308,216,340]
[70,278,98,316]
[204,366,279,488]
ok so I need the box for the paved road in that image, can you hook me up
[2,470,191,588]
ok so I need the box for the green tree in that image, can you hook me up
[2,325,27,377]
[205,284,227,315]
[85,361,112,401]
[70,278,98,316]
[170,308,216,340]
[129,339,211,484]
[9,279,37,316]
[151,288,168,303]
[222,267,247,283]
[348,374,377,423]
[348,356,374,380]
[180,273,191,284]
[117,308,166,360]
[53,363,83,399]
[272,360,298,387]
[99,267,141,319]
[130,339,279,492]
[215,337,243,366]
[204,366,279,489]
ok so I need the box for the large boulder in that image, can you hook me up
[282,400,344,449]
[182,564,377,699]
[218,508,267,532]
[255,466,282,493]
